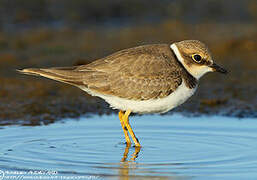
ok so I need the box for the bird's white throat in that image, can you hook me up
[170,43,212,80]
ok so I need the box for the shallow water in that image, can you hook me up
[1,114,257,180]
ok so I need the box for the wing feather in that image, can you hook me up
[19,44,183,100]
[79,44,183,100]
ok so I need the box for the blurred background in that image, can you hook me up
[0,0,256,125]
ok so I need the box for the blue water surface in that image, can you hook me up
[0,114,257,180]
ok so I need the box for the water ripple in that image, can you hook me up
[0,114,257,179]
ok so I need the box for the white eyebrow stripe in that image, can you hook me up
[170,43,184,65]
[170,43,213,80]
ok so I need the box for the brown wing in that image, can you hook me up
[18,66,87,86]
[76,44,183,100]
[19,44,183,100]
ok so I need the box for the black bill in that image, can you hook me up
[209,63,228,74]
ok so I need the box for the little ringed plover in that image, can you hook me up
[19,40,227,147]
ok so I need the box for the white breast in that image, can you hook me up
[80,80,197,114]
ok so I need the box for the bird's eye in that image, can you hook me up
[192,54,202,62]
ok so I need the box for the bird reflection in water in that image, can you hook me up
[119,145,141,180]
[121,145,141,162]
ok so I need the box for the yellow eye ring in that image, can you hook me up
[192,54,202,62]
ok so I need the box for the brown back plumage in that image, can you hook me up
[19,44,194,100]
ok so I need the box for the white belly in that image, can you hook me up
[80,80,197,114]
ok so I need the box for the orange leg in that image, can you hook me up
[119,110,131,145]
[123,110,141,147]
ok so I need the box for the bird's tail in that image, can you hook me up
[17,67,85,86]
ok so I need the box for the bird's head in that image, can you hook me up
[170,40,227,80]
